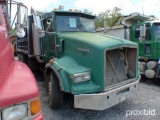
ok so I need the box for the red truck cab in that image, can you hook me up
[0,2,43,120]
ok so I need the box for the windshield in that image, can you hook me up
[152,23,160,38]
[56,15,96,32]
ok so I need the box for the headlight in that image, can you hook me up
[71,72,91,83]
[2,104,27,120]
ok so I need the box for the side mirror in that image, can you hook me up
[38,30,45,38]
[139,36,145,42]
[16,27,25,38]
[17,4,28,25]
[33,15,45,38]
[103,20,108,33]
[140,24,146,38]
[33,15,42,30]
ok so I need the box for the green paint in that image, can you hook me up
[130,21,160,60]
[42,11,139,94]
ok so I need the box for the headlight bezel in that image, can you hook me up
[1,97,41,120]
[70,72,91,83]
[2,104,28,120]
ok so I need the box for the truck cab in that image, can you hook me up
[0,1,43,119]
[17,7,140,110]
[106,12,160,79]
[124,13,160,78]
[130,19,160,60]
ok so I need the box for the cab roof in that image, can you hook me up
[42,10,96,20]
[53,10,95,17]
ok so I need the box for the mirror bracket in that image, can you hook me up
[139,36,145,42]
[38,30,45,38]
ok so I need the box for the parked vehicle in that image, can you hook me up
[16,6,140,110]
[0,0,43,119]
[106,12,160,79]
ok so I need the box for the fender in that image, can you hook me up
[45,56,98,94]
[45,63,64,91]
[45,56,83,93]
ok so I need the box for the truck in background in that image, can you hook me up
[105,12,160,79]
[0,0,43,119]
[16,6,140,110]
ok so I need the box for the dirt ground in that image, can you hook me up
[34,72,160,120]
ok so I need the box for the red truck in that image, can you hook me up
[0,0,43,119]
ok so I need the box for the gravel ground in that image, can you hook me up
[34,73,160,120]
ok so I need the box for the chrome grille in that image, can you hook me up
[105,47,137,87]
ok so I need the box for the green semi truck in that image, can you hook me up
[16,7,140,110]
[106,12,160,79]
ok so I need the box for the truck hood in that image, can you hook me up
[59,32,138,49]
[55,32,138,93]
[0,60,39,108]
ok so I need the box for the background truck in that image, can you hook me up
[16,6,140,110]
[105,12,160,79]
[0,0,43,119]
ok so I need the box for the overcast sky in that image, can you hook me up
[13,0,160,18]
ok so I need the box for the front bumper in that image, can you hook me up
[74,80,139,110]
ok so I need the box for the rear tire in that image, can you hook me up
[48,72,63,108]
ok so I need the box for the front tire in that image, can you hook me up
[48,72,63,108]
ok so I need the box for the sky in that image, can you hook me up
[12,0,160,20]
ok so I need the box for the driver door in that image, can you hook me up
[134,25,156,59]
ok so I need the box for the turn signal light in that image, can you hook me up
[54,8,58,10]
[49,59,54,65]
[30,98,41,116]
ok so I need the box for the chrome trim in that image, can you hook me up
[74,81,139,110]
[104,78,136,91]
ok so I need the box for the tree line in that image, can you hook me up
[95,7,157,28]
[96,7,123,28]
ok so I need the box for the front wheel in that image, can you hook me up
[48,72,63,108]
